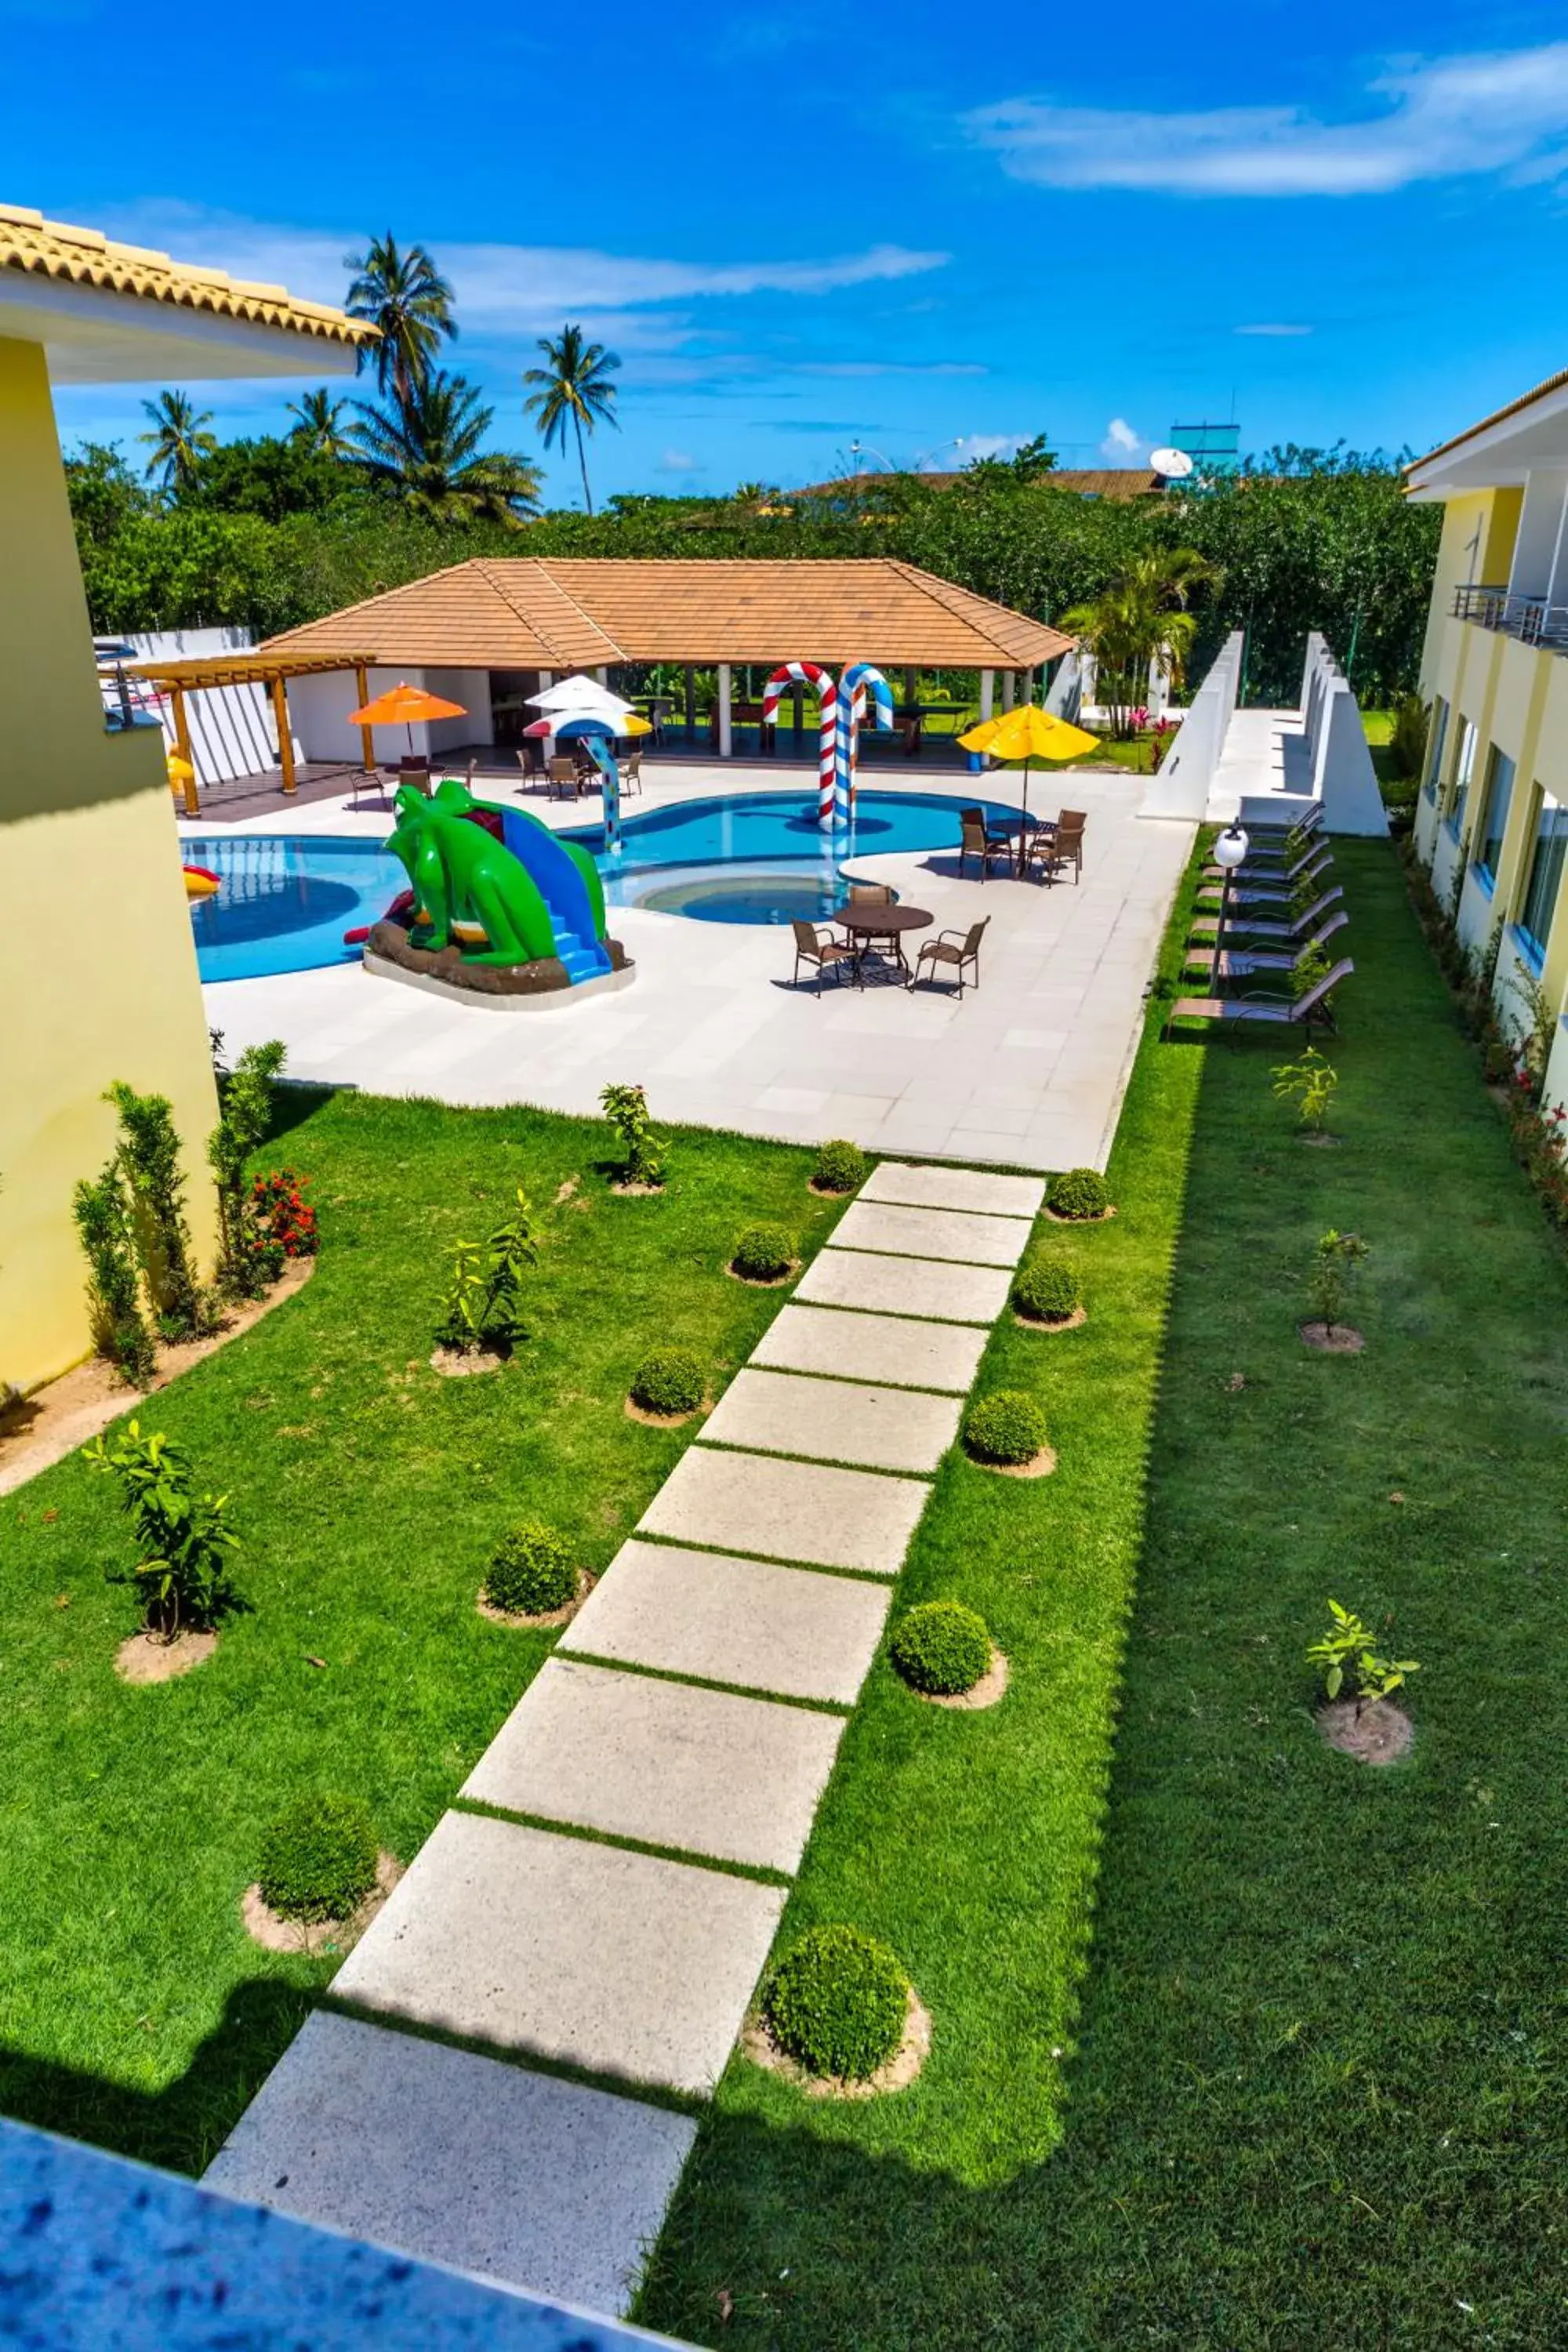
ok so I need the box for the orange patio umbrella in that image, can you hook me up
[347,679,468,755]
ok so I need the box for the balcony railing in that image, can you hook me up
[1452,582,1568,652]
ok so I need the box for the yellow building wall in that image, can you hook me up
[0,336,218,1395]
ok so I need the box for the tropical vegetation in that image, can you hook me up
[522,323,622,514]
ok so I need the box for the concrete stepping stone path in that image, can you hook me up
[639,1443,929,1577]
[210,1152,1044,2320]
[205,2009,696,2318]
[562,1538,891,1706]
[463,1656,844,1875]
[831,1198,1035,1266]
[332,1809,786,2098]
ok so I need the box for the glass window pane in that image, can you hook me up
[1425,698,1449,797]
[1451,717,1478,831]
[1477,749,1515,880]
[1520,795,1568,960]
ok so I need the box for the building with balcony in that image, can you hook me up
[1406,368,1568,1109]
[0,204,370,1391]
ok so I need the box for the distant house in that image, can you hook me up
[0,201,370,1390]
[1406,366,1568,1112]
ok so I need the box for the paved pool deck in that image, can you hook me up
[193,760,1192,1173]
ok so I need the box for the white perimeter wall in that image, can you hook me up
[289,666,493,764]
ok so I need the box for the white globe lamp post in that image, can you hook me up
[1213,822,1249,941]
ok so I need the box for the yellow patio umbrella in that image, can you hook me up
[959,703,1098,857]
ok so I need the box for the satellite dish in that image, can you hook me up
[1150,447,1196,480]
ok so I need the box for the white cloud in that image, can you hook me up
[963,42,1568,196]
[1101,417,1148,459]
[93,204,947,336]
[951,433,1026,463]
[1234,322,1313,336]
[657,449,702,474]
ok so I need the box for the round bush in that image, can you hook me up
[813,1139,867,1194]
[630,1347,704,1417]
[1012,1257,1080,1324]
[731,1222,796,1281]
[257,1792,378,1924]
[762,1925,910,2081]
[890,1601,992,1695]
[1048,1166,1112,1221]
[964,1389,1049,1466]
[484,1520,575,1616]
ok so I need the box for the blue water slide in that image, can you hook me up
[494,800,612,982]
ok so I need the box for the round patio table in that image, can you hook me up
[833,901,932,980]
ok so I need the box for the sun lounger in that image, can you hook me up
[1201,833,1326,884]
[1184,910,1348,981]
[1189,885,1344,943]
[1164,956,1352,1040]
[1196,848,1332,909]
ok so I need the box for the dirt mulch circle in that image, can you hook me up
[726,1261,799,1287]
[1316,1697,1414,1765]
[1012,1304,1087,1334]
[624,1396,707,1428]
[242,1849,403,1957]
[1043,1203,1116,1225]
[477,1569,593,1630]
[1299,1321,1365,1354]
[114,1628,219,1685]
[430,1345,509,1377]
[967,1443,1058,1479]
[611,1179,666,1197]
[0,1258,316,1501]
[919,1646,1010,1711]
[1297,1132,1341,1149]
[744,1987,931,2101]
[808,1179,860,1199]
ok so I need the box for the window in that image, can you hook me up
[1425,697,1449,801]
[1449,717,1478,833]
[1474,747,1515,885]
[1518,791,1568,965]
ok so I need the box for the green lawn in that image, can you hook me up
[0,1098,844,2173]
[641,842,1568,2350]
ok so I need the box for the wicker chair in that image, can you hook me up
[791,919,860,993]
[912,916,989,996]
[959,806,1012,880]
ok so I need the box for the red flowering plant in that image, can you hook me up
[249,1170,319,1268]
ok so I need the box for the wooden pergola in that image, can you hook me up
[128,648,379,811]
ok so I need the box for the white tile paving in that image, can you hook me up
[751,1301,987,1393]
[859,1162,1046,1218]
[462,1656,844,1875]
[794,1245,1012,1324]
[562,1539,891,1706]
[702,1365,962,1475]
[639,1444,929,1577]
[201,762,1191,1172]
[831,1199,1033,1267]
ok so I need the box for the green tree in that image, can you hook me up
[343,234,457,419]
[286,388,356,459]
[64,442,151,548]
[182,435,353,524]
[1059,548,1218,735]
[523,324,621,514]
[138,390,218,495]
[351,373,541,525]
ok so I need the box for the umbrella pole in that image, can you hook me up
[1018,760,1032,877]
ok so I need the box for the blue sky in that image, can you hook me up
[7,0,1568,505]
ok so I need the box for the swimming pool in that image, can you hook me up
[187,789,1023,978]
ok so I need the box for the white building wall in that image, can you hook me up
[289,666,493,765]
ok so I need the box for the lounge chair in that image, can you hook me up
[912,916,988,996]
[791,919,860,993]
[1164,956,1352,1040]
[1202,832,1324,884]
[1030,809,1085,884]
[1245,800,1323,844]
[959,806,1012,880]
[1196,848,1333,909]
[1189,884,1344,943]
[1184,909,1348,981]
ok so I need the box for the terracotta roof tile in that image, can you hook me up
[263,557,1073,669]
[0,202,372,350]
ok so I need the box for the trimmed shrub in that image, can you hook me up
[630,1348,704,1417]
[813,1139,868,1194]
[731,1223,796,1281]
[762,1925,910,2081]
[257,1792,379,1923]
[1047,1166,1112,1221]
[485,1520,575,1616]
[891,1601,992,1695]
[964,1389,1048,1466]
[1012,1257,1080,1323]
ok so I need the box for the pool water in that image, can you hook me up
[188,788,1025,978]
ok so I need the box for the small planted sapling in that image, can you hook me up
[601,1082,666,1188]
[1307,1228,1368,1340]
[435,1239,489,1355]
[207,1038,289,1297]
[1272,1046,1339,1136]
[85,1418,244,1639]
[107,1081,209,1340]
[73,1160,156,1386]
[1307,1599,1419,1715]
[481,1188,538,1350]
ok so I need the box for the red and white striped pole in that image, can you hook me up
[762,660,838,832]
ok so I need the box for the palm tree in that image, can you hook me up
[351,372,541,526]
[343,234,457,419]
[138,390,217,495]
[522,325,621,514]
[1058,547,1219,737]
[285,388,355,459]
